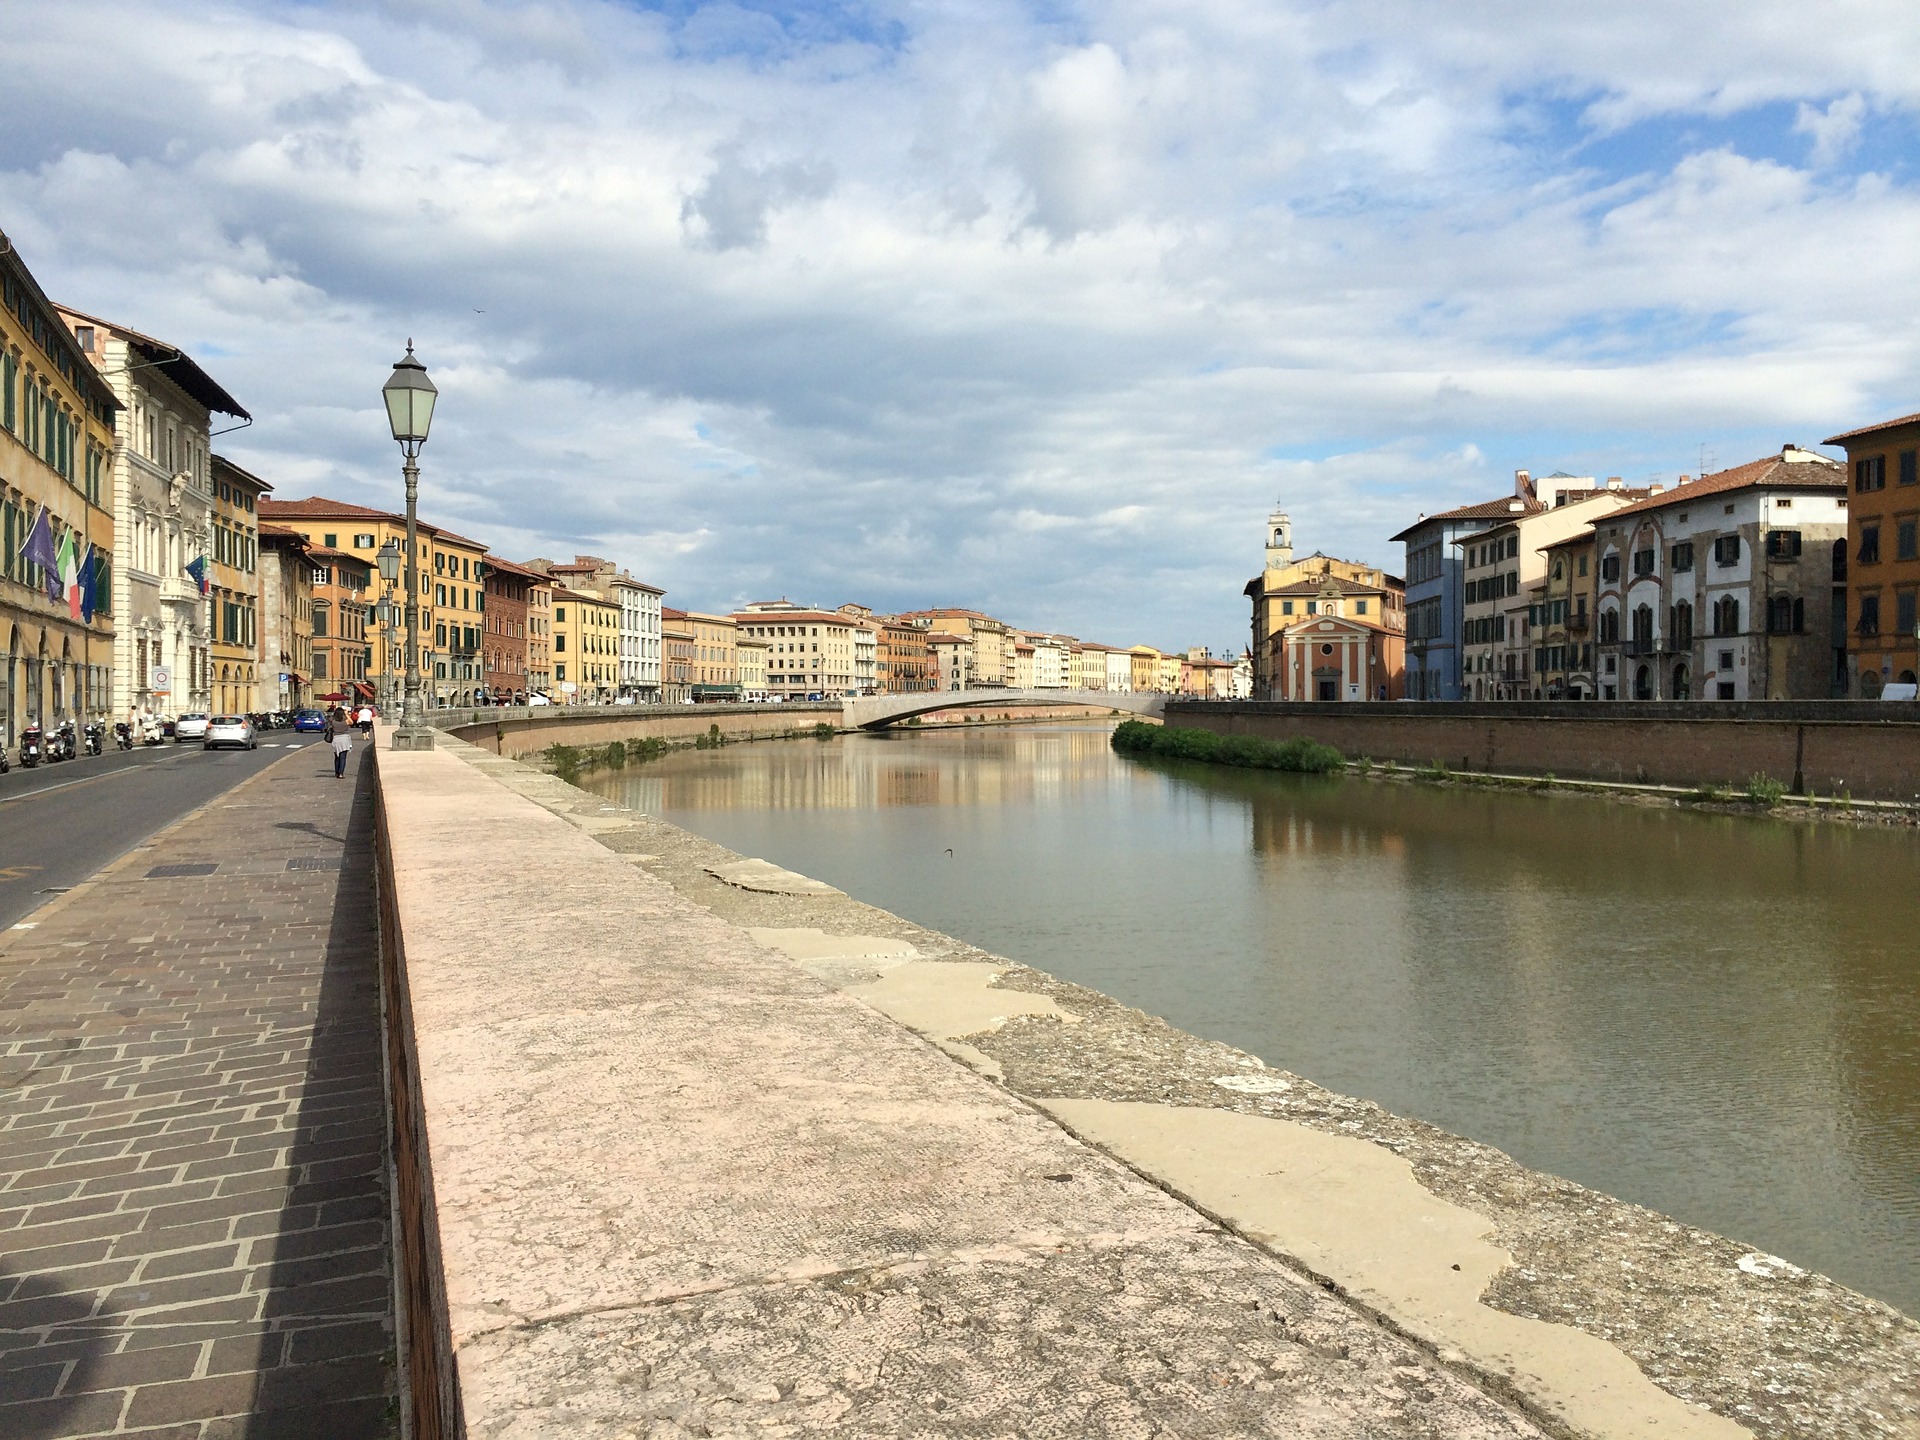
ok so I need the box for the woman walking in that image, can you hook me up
[325,707,352,779]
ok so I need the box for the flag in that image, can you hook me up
[21,506,59,599]
[58,531,80,620]
[185,555,209,596]
[78,543,97,624]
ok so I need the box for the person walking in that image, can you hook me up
[326,707,352,779]
[356,702,373,736]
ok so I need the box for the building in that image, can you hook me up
[927,633,969,691]
[729,606,865,699]
[528,581,553,697]
[208,456,266,715]
[686,611,739,701]
[660,607,695,703]
[876,618,933,693]
[1393,495,1515,700]
[305,546,372,709]
[1824,411,1920,696]
[60,303,247,722]
[1128,646,1161,692]
[1244,505,1406,700]
[256,524,314,713]
[737,634,770,699]
[5,254,120,739]
[553,585,621,703]
[261,497,492,707]
[482,557,543,704]
[1104,646,1133,692]
[897,609,1012,686]
[1531,531,1596,700]
[1594,448,1848,701]
[611,574,664,702]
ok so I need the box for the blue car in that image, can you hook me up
[292,708,327,733]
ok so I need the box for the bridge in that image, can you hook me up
[841,687,1166,730]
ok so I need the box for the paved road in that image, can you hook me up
[0,740,315,930]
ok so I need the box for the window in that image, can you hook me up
[1600,554,1620,582]
[1633,548,1656,577]
[555,634,566,653]
[1718,650,1734,670]
[1900,450,1918,487]
[1671,541,1694,572]
[1858,593,1880,635]
[1631,604,1653,647]
[1670,601,1693,647]
[1355,599,1368,614]
[354,533,375,549]
[1598,608,1619,642]
[1769,595,1803,634]
[1898,519,1918,562]
[1858,526,1880,564]
[1713,535,1741,566]
[323,532,337,548]
[1712,596,1740,635]
[1856,456,1887,492]
[1898,591,1917,636]
[1765,530,1802,559]
[1717,682,1735,699]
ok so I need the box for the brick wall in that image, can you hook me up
[1166,700,1920,801]
[436,702,845,759]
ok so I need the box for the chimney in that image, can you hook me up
[1649,484,1664,495]
[1606,476,1623,490]
[1507,499,1525,512]
[1677,474,1691,486]
[1514,469,1535,502]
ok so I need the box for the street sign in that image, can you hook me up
[150,666,172,693]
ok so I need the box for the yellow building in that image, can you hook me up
[1129,645,1161,691]
[3,235,120,740]
[257,524,315,713]
[686,611,739,700]
[1243,505,1407,699]
[737,635,769,698]
[258,497,491,708]
[209,456,267,714]
[552,584,620,702]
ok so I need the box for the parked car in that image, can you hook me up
[174,712,210,741]
[203,715,257,751]
[291,708,327,733]
[528,692,553,706]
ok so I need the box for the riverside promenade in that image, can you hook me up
[0,746,396,1439]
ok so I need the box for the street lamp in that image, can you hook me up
[382,344,437,750]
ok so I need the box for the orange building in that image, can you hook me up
[1825,410,1920,695]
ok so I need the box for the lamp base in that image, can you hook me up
[390,726,437,752]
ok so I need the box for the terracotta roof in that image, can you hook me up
[483,556,549,584]
[1265,576,1392,597]
[661,605,688,619]
[1390,497,1542,541]
[259,496,490,550]
[1604,453,1843,520]
[257,522,306,542]
[728,610,862,626]
[307,546,370,568]
[1824,411,1920,445]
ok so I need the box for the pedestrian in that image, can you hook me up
[326,707,352,779]
[356,702,373,736]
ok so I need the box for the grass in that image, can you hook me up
[1110,720,1344,774]
[1745,772,1788,807]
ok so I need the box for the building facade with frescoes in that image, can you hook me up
[4,235,121,747]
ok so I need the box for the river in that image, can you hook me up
[585,721,1920,1316]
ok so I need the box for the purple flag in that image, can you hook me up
[22,506,60,599]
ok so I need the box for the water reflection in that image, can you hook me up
[589,724,1920,1314]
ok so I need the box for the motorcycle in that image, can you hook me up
[0,728,9,774]
[21,722,43,768]
[84,721,104,757]
[114,721,134,751]
[139,716,165,746]
[48,722,77,763]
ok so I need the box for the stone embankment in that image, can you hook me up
[1170,699,1920,802]
[373,730,1919,1439]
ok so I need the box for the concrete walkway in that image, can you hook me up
[382,735,1554,1436]
[0,744,397,1439]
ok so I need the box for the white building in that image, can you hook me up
[1103,647,1133,692]
[1594,448,1848,701]
[852,623,877,694]
[611,574,663,702]
[61,308,246,719]
[1030,636,1070,688]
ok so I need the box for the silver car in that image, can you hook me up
[174,712,210,741]
[203,715,256,751]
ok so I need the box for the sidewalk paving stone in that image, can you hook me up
[0,748,397,1440]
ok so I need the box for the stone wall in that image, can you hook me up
[1164,700,1920,801]
[433,702,844,759]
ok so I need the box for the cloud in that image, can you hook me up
[2,0,1918,650]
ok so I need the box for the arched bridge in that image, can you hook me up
[842,688,1167,730]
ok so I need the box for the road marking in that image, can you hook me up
[11,922,35,930]
[0,865,44,882]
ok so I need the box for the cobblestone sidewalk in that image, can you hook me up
[0,745,396,1439]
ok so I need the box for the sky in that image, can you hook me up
[3,0,1918,653]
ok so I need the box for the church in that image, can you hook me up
[1242,505,1408,701]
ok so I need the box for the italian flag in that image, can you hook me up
[57,531,81,621]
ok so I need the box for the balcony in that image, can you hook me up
[1564,613,1590,633]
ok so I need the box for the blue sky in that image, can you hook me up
[2,0,1917,651]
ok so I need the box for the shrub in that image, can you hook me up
[604,740,627,769]
[546,743,581,783]
[1110,720,1343,774]
[907,715,922,726]
[1356,756,1373,775]
[1746,772,1787,807]
[1690,782,1728,803]
[813,722,836,740]
[1417,758,1450,781]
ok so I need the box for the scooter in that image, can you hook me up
[0,728,9,774]
[139,716,165,746]
[84,721,104,757]
[114,721,134,751]
[48,722,77,763]
[20,722,42,768]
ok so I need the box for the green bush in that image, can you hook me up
[812,722,836,740]
[1110,720,1343,774]
[604,740,627,769]
[546,743,581,783]
[1746,772,1787,807]
[907,715,922,726]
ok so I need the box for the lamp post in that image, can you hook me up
[382,345,437,750]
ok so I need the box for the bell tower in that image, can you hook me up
[1265,503,1294,572]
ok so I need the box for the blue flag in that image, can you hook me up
[21,505,60,599]
[78,543,97,623]
[185,555,209,596]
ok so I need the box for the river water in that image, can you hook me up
[586,722,1920,1316]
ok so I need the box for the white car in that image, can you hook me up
[174,712,210,741]
[203,715,257,751]
[528,692,553,706]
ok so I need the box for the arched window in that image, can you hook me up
[1634,664,1653,700]
[1769,595,1800,634]
[1599,608,1620,643]
[1713,596,1741,636]
[1670,600,1693,647]
[1832,538,1848,582]
[1632,604,1654,648]
[1672,663,1691,700]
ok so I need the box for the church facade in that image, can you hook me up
[1242,506,1407,701]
